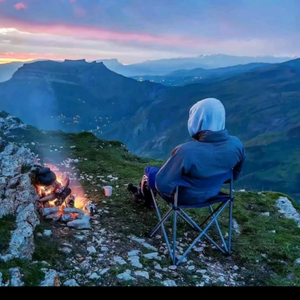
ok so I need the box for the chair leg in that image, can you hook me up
[228,200,233,254]
[209,204,228,253]
[149,189,174,262]
[176,202,228,265]
[172,209,177,265]
[178,208,226,253]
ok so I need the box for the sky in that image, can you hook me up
[0,0,299,64]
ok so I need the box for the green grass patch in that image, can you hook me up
[0,214,16,253]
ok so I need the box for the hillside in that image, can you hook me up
[1,112,300,286]
[0,58,300,201]
[0,59,167,132]
[0,62,23,83]
[100,55,292,76]
[131,63,271,86]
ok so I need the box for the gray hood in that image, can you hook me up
[187,98,226,137]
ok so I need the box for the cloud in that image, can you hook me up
[14,3,27,10]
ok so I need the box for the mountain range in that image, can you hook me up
[0,57,299,201]
[0,54,294,84]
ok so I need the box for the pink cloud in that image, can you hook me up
[0,17,200,48]
[14,2,27,10]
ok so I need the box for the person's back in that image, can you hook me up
[128,97,245,207]
[155,130,245,204]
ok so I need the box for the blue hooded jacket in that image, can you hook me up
[155,98,245,204]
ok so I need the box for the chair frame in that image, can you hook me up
[149,178,234,265]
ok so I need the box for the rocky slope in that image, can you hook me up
[1,113,300,286]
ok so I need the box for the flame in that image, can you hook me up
[36,163,91,214]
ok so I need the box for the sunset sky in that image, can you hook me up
[0,0,299,64]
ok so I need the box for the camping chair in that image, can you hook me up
[148,171,234,265]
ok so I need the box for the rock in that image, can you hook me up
[87,246,97,254]
[0,254,13,262]
[64,279,79,286]
[128,250,141,257]
[114,256,127,265]
[261,212,270,217]
[130,235,157,251]
[67,214,91,229]
[196,282,205,287]
[128,256,143,268]
[0,272,2,286]
[187,265,195,271]
[276,197,300,227]
[154,272,163,279]
[117,270,136,281]
[295,258,300,265]
[163,279,177,286]
[232,219,241,235]
[143,252,161,260]
[134,271,149,279]
[40,269,61,286]
[169,265,177,270]
[154,263,162,270]
[9,203,39,260]
[233,265,239,271]
[100,268,110,275]
[60,247,72,254]
[43,230,52,236]
[196,269,207,274]
[9,267,24,286]
[89,273,101,280]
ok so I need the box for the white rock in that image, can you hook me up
[128,256,143,268]
[233,265,239,271]
[276,197,300,227]
[143,252,161,260]
[154,263,162,270]
[114,256,127,265]
[87,246,97,254]
[128,250,141,257]
[261,212,270,217]
[89,273,101,280]
[154,272,162,279]
[169,265,177,270]
[295,258,300,265]
[163,279,177,286]
[187,265,195,271]
[117,270,136,281]
[196,269,207,274]
[100,268,110,275]
[134,271,149,279]
[64,279,79,286]
[196,282,205,286]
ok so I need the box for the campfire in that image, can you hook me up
[30,163,96,227]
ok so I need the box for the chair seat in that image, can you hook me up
[166,192,231,209]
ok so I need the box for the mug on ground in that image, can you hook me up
[104,186,113,197]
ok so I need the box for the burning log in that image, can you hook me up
[39,194,57,203]
[31,163,95,226]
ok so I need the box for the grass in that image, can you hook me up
[2,128,300,286]
[0,214,16,253]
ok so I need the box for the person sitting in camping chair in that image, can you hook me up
[127,97,246,207]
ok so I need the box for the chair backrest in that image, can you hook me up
[174,170,234,205]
